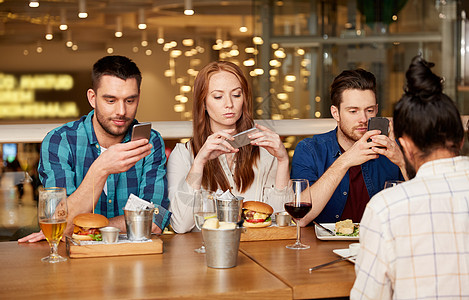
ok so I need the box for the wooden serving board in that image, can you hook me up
[66,236,163,258]
[241,224,296,242]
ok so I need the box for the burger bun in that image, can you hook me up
[242,201,273,215]
[71,233,93,241]
[73,213,109,228]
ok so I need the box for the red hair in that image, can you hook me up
[191,61,259,193]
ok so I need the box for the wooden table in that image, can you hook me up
[0,233,291,299]
[239,227,356,299]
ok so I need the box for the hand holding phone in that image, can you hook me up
[367,117,389,143]
[131,122,151,141]
[227,127,259,148]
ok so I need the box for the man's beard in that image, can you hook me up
[95,109,132,137]
[403,154,417,180]
[338,122,364,143]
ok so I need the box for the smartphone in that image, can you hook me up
[131,122,151,141]
[367,117,389,142]
[227,127,259,148]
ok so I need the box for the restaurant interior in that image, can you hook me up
[0,1,468,299]
[0,0,468,240]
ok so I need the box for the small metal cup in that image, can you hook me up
[216,196,244,223]
[275,211,292,227]
[100,226,120,244]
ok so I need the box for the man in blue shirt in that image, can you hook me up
[291,69,406,224]
[19,55,170,242]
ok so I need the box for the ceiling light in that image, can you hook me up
[137,8,146,30]
[157,27,164,44]
[145,49,152,56]
[253,36,263,45]
[141,30,148,46]
[239,16,247,33]
[170,50,182,58]
[115,16,123,38]
[274,49,286,58]
[29,0,39,8]
[107,47,114,54]
[71,44,78,51]
[182,39,194,47]
[45,23,53,40]
[243,58,255,67]
[78,0,88,19]
[285,75,296,82]
[254,68,264,75]
[245,47,255,54]
[180,85,191,93]
[66,30,73,47]
[184,0,194,15]
[174,104,185,112]
[59,9,68,31]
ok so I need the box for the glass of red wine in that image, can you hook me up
[284,179,312,250]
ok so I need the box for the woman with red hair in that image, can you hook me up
[168,61,290,233]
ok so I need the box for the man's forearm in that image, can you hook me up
[299,156,350,226]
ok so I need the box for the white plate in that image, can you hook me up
[314,223,359,241]
[333,248,356,264]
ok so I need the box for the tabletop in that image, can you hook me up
[0,233,292,299]
[239,226,356,299]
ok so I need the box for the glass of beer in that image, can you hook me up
[38,187,68,263]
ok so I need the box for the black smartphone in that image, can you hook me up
[367,117,389,142]
[227,127,259,148]
[131,122,151,141]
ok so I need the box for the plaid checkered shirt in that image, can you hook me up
[351,156,469,299]
[38,110,171,229]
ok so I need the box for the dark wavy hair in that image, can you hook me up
[330,69,377,109]
[393,56,464,156]
[191,61,259,193]
[92,55,142,92]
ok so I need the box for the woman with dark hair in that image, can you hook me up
[168,61,290,233]
[352,56,468,299]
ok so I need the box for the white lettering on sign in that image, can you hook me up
[0,102,79,118]
[0,73,77,118]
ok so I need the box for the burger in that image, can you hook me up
[72,213,109,241]
[242,201,273,228]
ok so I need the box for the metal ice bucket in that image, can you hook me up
[124,208,155,240]
[202,227,242,268]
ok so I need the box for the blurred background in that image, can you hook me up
[0,0,468,240]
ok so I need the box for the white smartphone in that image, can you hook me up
[131,122,151,141]
[227,127,259,148]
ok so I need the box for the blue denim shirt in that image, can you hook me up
[291,127,403,223]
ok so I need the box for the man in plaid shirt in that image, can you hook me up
[19,55,170,242]
[351,56,469,299]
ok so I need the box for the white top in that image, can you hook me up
[167,142,288,233]
[351,156,469,300]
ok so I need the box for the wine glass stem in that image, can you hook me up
[296,221,301,244]
[50,241,59,258]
